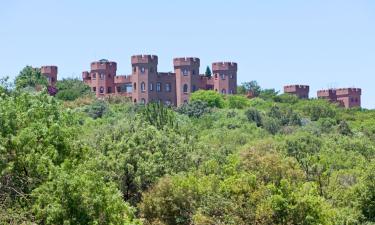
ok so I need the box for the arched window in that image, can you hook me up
[221,89,226,94]
[99,86,104,94]
[183,69,188,76]
[133,83,136,91]
[134,99,137,103]
[141,98,146,104]
[183,84,188,93]
[141,67,145,73]
[221,74,225,80]
[149,82,153,91]
[141,82,146,92]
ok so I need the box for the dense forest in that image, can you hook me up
[1,67,375,225]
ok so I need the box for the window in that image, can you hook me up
[100,86,104,94]
[221,74,225,80]
[230,89,234,94]
[149,82,153,91]
[183,84,188,93]
[165,100,171,105]
[141,98,146,104]
[156,82,161,92]
[165,83,171,92]
[192,70,196,75]
[214,74,218,79]
[192,85,196,92]
[133,83,136,91]
[150,67,154,73]
[107,87,112,93]
[133,67,136,73]
[221,89,226,94]
[141,67,145,73]
[117,86,121,93]
[93,87,96,92]
[230,74,234,79]
[100,73,105,80]
[92,73,96,80]
[141,82,146,92]
[183,69,188,76]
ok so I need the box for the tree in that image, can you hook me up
[176,100,210,118]
[0,76,12,96]
[15,66,48,90]
[32,165,140,225]
[55,78,91,101]
[227,95,250,109]
[205,66,212,78]
[238,81,261,96]
[245,107,263,127]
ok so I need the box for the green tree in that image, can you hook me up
[204,66,212,78]
[238,81,261,96]
[227,95,250,109]
[15,66,48,90]
[56,78,91,101]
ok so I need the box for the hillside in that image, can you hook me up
[1,81,375,224]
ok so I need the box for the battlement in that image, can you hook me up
[41,65,58,74]
[131,55,158,64]
[336,88,362,96]
[173,57,200,67]
[284,85,309,90]
[212,62,237,71]
[114,75,131,84]
[91,59,117,71]
[317,89,336,97]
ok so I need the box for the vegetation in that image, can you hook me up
[55,78,92,101]
[1,73,375,224]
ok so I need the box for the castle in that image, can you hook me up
[39,56,362,109]
[284,84,362,108]
[81,55,237,106]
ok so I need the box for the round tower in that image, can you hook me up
[89,59,117,97]
[173,57,200,106]
[212,62,237,95]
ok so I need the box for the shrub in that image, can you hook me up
[227,95,250,109]
[245,108,263,127]
[190,90,225,108]
[84,100,108,119]
[176,100,210,118]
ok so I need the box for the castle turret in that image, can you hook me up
[131,55,158,104]
[284,85,309,99]
[173,57,200,106]
[41,65,58,86]
[336,88,361,108]
[212,62,237,95]
[86,59,117,97]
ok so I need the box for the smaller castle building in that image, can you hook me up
[318,88,361,108]
[284,85,309,99]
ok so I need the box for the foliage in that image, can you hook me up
[1,82,375,224]
[56,78,92,101]
[176,100,210,118]
[15,66,48,90]
[190,90,225,108]
[227,95,250,109]
[204,66,212,78]
[237,80,261,96]
[84,100,109,119]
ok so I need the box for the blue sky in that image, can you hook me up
[1,0,374,108]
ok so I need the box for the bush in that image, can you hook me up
[262,117,281,135]
[190,90,225,108]
[245,108,263,127]
[176,100,210,118]
[227,95,250,109]
[84,100,108,119]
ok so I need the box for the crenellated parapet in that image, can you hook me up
[212,62,237,71]
[336,88,362,96]
[173,57,200,67]
[91,59,117,71]
[131,55,158,65]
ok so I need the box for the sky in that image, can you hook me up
[1,0,374,108]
